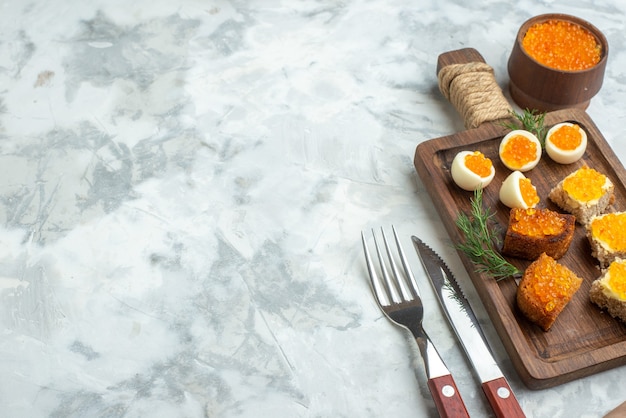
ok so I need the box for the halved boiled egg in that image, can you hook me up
[499,170,540,209]
[499,130,542,172]
[450,150,495,191]
[545,122,587,164]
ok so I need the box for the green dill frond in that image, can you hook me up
[499,108,547,147]
[454,189,522,281]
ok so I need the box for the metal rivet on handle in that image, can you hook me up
[497,387,511,399]
[442,385,456,398]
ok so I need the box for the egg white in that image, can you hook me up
[545,122,587,164]
[498,130,542,172]
[450,150,495,191]
[499,170,538,209]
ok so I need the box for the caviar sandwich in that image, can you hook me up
[549,165,614,225]
[517,252,583,331]
[587,212,626,268]
[589,258,626,323]
[502,207,575,260]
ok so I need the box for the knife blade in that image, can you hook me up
[412,236,526,418]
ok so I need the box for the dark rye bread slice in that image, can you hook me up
[517,253,583,331]
[502,207,576,261]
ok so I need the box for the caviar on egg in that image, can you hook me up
[499,130,542,172]
[500,170,540,209]
[545,122,587,164]
[450,150,495,191]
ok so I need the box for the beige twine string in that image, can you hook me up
[438,62,512,129]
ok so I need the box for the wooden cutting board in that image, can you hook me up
[414,48,626,389]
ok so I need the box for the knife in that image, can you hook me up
[412,236,526,418]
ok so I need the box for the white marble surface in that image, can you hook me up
[1,0,625,417]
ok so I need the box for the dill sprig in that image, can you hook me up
[455,189,522,281]
[500,108,547,146]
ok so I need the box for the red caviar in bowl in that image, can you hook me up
[522,19,601,71]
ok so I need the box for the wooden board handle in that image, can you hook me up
[427,374,470,418]
[436,48,513,129]
[482,377,526,418]
[436,47,486,74]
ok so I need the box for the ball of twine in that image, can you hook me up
[438,62,512,129]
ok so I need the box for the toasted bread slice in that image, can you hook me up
[502,207,575,260]
[589,258,626,323]
[517,252,582,331]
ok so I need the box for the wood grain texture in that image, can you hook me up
[482,377,526,418]
[508,14,608,112]
[415,48,626,389]
[427,374,470,418]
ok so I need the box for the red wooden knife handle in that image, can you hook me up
[427,374,470,418]
[482,377,526,418]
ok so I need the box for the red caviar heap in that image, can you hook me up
[464,151,493,177]
[562,166,607,202]
[519,177,540,207]
[501,135,538,169]
[607,261,626,300]
[550,124,583,150]
[522,19,601,71]
[511,208,566,238]
[590,213,626,252]
[524,253,580,313]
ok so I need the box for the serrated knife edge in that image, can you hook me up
[411,236,501,382]
[412,235,526,418]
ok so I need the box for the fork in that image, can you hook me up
[362,226,470,418]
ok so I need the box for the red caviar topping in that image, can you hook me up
[501,135,538,169]
[523,19,601,71]
[519,178,540,207]
[526,253,579,310]
[550,124,582,151]
[562,166,607,202]
[511,208,565,237]
[607,260,626,300]
[464,151,493,177]
[590,213,626,252]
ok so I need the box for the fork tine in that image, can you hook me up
[392,225,421,298]
[372,229,402,304]
[381,227,413,302]
[362,227,471,418]
[361,231,390,306]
